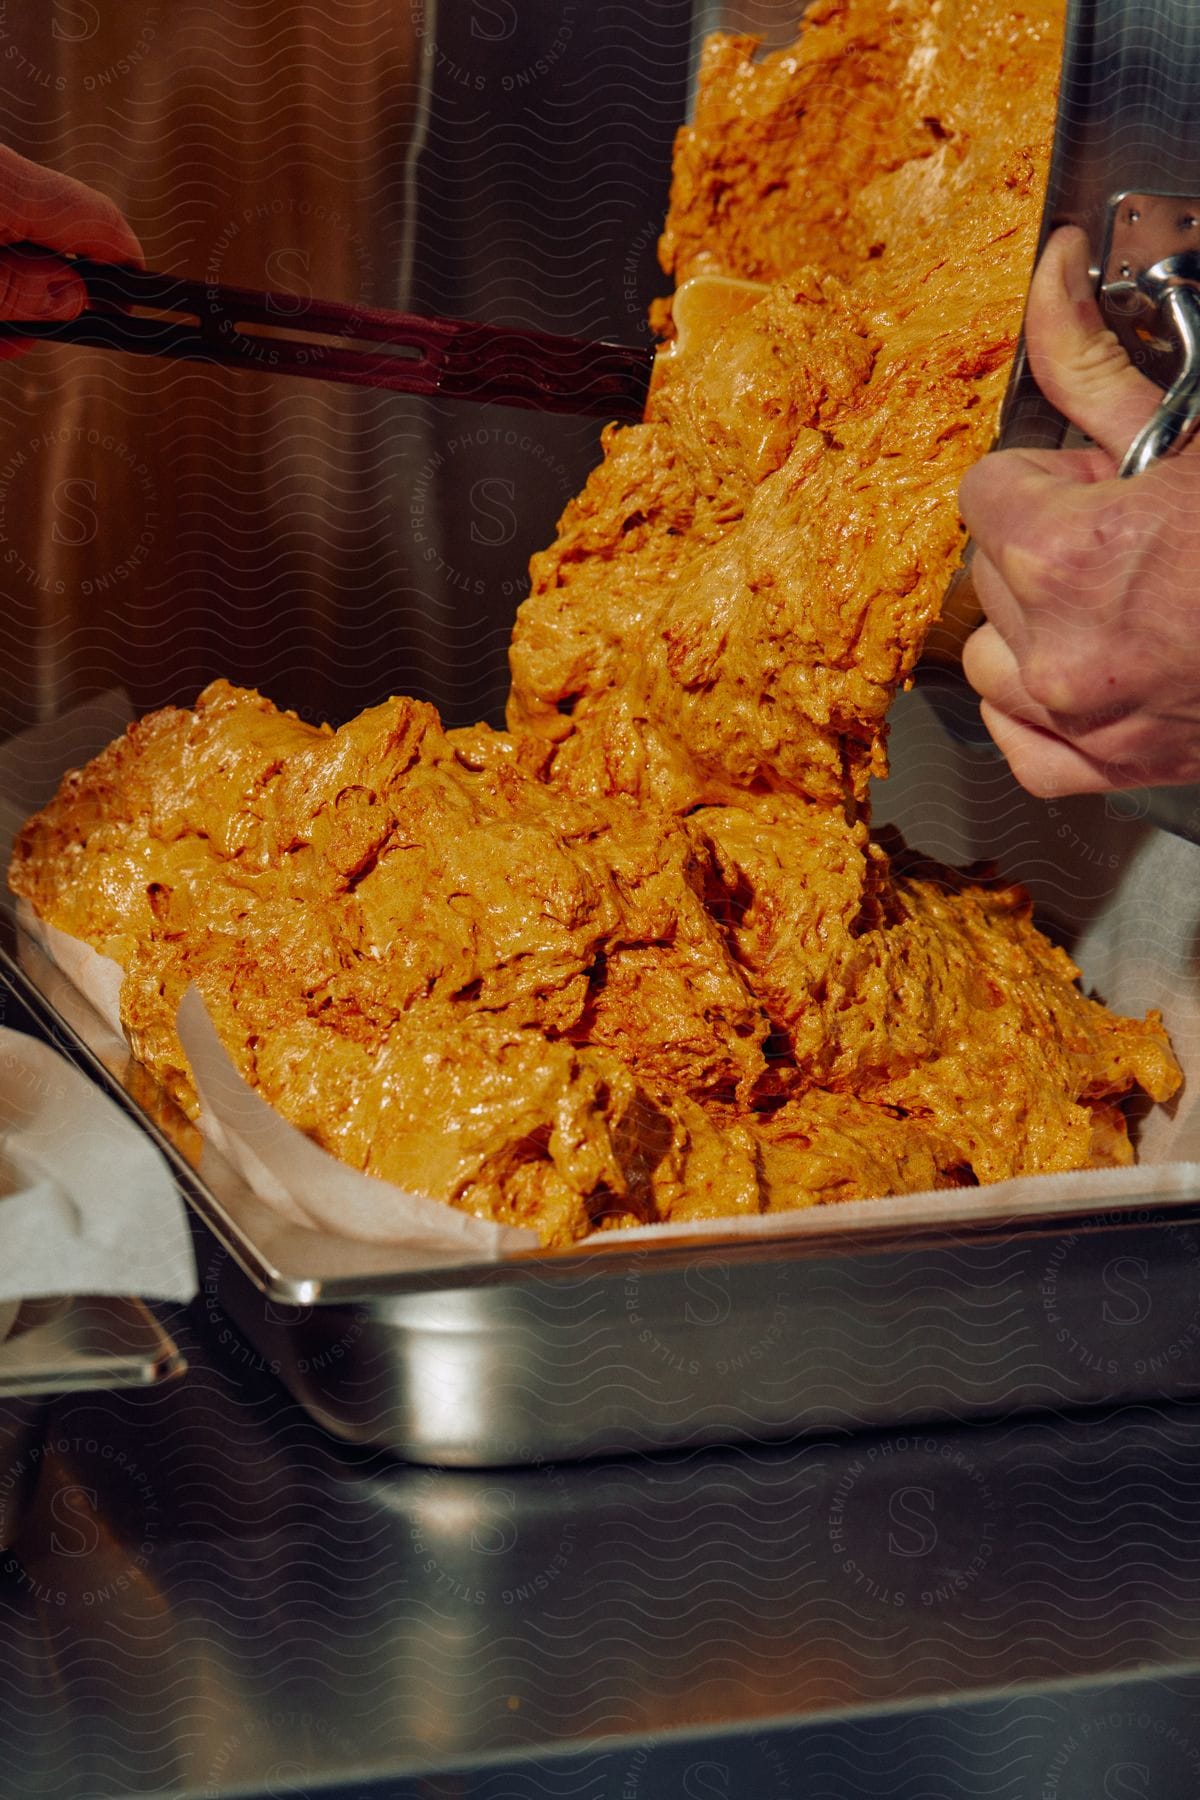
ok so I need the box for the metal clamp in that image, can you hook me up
[1104,251,1200,477]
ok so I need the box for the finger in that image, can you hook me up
[961,620,1082,739]
[966,637,1126,793]
[959,449,1131,634]
[966,621,1179,788]
[0,246,86,323]
[1023,225,1160,464]
[967,550,1031,657]
[0,142,142,266]
[965,611,1140,744]
[977,701,1126,797]
[962,619,1027,710]
[961,440,1113,503]
[959,443,1114,571]
[958,444,1113,645]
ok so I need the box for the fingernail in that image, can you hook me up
[37,277,80,320]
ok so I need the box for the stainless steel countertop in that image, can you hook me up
[2,1285,1200,1799]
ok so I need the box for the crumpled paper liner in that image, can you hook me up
[27,910,535,1260]
[9,683,1200,1262]
[176,986,534,1256]
[0,1020,197,1305]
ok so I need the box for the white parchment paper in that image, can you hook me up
[25,914,538,1259]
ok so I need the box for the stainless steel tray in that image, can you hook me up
[0,1294,184,1399]
[6,922,1200,1464]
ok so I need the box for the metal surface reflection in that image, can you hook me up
[0,0,693,741]
[3,1298,1200,1796]
[1104,192,1200,285]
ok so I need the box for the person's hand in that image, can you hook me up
[0,142,142,359]
[959,225,1200,795]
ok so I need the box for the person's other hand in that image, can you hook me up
[960,224,1200,795]
[0,142,142,358]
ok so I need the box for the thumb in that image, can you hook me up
[1024,225,1161,465]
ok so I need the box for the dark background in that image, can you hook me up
[0,0,728,738]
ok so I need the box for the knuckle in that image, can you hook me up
[1024,654,1144,725]
[959,627,987,691]
[1015,500,1132,600]
[1008,524,1076,597]
[1074,326,1134,392]
[1021,660,1071,712]
[88,192,126,239]
[1086,495,1140,561]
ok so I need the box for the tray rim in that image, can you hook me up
[0,1293,185,1398]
